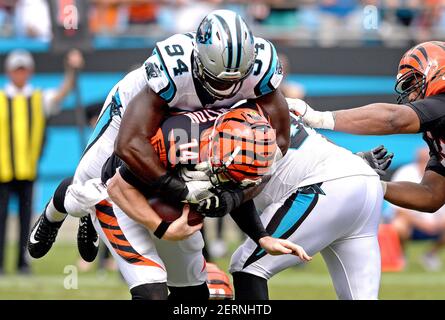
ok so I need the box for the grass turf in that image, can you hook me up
[1,241,444,299]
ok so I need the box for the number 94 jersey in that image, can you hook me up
[142,33,283,111]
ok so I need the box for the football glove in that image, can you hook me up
[157,172,214,204]
[356,145,394,176]
[196,187,244,218]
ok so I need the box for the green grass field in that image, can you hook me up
[1,240,445,300]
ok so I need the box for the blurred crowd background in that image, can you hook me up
[0,0,445,297]
[1,0,445,47]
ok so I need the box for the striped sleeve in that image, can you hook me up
[142,48,177,103]
[254,41,283,97]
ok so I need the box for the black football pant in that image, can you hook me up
[0,180,34,271]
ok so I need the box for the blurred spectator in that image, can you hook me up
[0,48,84,275]
[158,0,223,33]
[391,147,445,271]
[14,0,52,41]
[0,0,16,37]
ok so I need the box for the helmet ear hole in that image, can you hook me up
[216,32,221,41]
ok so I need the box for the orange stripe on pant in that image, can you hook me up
[95,200,164,270]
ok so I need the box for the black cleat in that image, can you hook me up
[28,214,63,259]
[77,215,99,262]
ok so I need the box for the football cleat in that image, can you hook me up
[28,213,63,259]
[206,263,234,300]
[77,215,99,262]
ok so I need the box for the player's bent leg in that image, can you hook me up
[28,177,73,259]
[71,122,118,261]
[230,175,382,299]
[321,176,382,300]
[92,200,167,297]
[154,231,208,287]
[154,228,209,300]
[321,236,381,300]
[232,271,268,300]
[130,283,168,300]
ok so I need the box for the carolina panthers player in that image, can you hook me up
[92,105,310,300]
[113,9,289,220]
[28,9,287,274]
[230,106,393,300]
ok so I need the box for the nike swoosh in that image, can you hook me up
[93,238,100,247]
[29,224,39,244]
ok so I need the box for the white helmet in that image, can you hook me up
[194,10,256,100]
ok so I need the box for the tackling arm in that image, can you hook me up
[287,98,421,135]
[107,170,202,240]
[333,103,420,134]
[384,170,445,213]
[115,85,168,182]
[255,89,290,155]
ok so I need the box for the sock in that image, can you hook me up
[44,199,67,223]
[232,271,269,300]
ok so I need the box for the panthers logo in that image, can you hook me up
[197,18,212,45]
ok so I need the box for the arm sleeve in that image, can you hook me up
[230,200,269,244]
[407,95,445,132]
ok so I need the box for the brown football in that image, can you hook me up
[148,197,204,226]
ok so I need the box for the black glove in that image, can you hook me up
[157,172,189,203]
[356,145,394,176]
[196,188,244,218]
[119,164,189,202]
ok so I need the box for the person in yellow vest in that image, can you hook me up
[0,48,84,274]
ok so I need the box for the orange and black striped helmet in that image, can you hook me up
[395,41,445,104]
[208,106,277,189]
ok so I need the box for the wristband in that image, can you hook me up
[154,220,172,239]
[313,111,335,130]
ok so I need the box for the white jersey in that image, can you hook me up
[89,32,282,145]
[255,113,377,212]
[142,32,283,111]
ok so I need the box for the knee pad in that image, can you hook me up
[168,282,209,301]
[53,177,74,214]
[130,283,168,300]
[232,271,269,300]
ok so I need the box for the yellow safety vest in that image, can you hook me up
[0,90,46,183]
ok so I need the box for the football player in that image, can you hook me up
[103,102,391,300]
[230,109,392,300]
[90,105,311,300]
[288,41,445,213]
[28,9,288,263]
[113,9,290,221]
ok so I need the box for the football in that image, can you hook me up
[148,197,204,226]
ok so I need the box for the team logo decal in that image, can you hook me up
[197,18,212,45]
[145,62,161,80]
[276,60,283,75]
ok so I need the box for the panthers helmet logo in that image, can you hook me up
[197,17,213,45]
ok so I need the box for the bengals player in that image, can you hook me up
[287,41,445,213]
[99,103,309,300]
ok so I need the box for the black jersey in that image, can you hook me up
[150,108,229,170]
[408,94,445,176]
